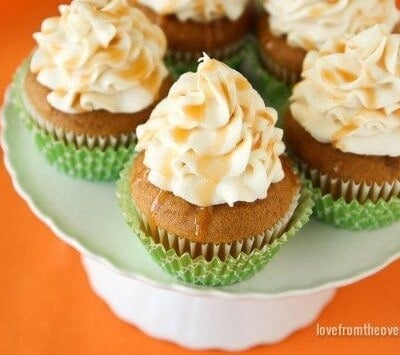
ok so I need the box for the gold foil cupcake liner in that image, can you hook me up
[136,189,301,262]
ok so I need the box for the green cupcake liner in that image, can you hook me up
[11,62,136,182]
[117,157,314,287]
[166,38,291,124]
[304,179,400,230]
[30,125,135,181]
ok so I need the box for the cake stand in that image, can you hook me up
[2,88,400,351]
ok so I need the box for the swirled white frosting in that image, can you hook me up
[136,0,249,23]
[31,0,168,114]
[265,0,400,51]
[136,56,285,207]
[291,25,400,157]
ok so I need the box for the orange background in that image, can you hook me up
[0,1,400,354]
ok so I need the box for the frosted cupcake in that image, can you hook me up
[17,0,171,180]
[133,0,255,62]
[118,56,313,286]
[258,0,400,85]
[286,25,400,230]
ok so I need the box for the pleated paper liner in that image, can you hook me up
[258,50,300,86]
[138,188,300,261]
[12,61,136,181]
[167,37,248,64]
[117,157,314,287]
[302,163,400,230]
[165,38,247,80]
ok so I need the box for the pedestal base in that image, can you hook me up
[82,256,336,351]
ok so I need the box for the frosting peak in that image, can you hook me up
[265,0,400,51]
[137,0,249,23]
[31,0,168,114]
[136,56,285,207]
[291,25,400,157]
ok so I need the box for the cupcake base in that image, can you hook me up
[284,112,400,186]
[134,2,255,63]
[117,156,314,286]
[23,68,172,139]
[12,64,137,181]
[257,13,306,85]
[12,78,136,181]
[284,113,400,230]
[13,61,170,181]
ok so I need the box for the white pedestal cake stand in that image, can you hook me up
[2,89,400,351]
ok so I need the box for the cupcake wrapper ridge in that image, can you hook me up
[12,62,136,181]
[137,188,300,261]
[301,163,400,230]
[305,163,400,204]
[117,157,314,287]
[167,37,248,64]
[165,38,247,80]
[259,51,300,86]
[21,88,136,150]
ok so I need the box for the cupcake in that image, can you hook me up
[286,25,400,230]
[117,55,313,286]
[16,0,171,181]
[257,0,400,85]
[132,0,255,62]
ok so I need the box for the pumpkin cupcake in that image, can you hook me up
[257,0,400,85]
[117,55,313,286]
[286,25,400,230]
[132,0,255,62]
[17,0,171,181]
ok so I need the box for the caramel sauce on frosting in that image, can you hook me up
[31,0,168,114]
[136,55,285,207]
[291,25,400,157]
[265,0,400,51]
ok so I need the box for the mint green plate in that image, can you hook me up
[2,86,400,299]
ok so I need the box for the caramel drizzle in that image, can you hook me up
[322,68,357,84]
[148,190,167,237]
[332,122,359,142]
[194,206,213,241]
[184,103,206,121]
[172,127,191,143]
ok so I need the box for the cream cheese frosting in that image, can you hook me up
[136,55,285,207]
[265,0,400,51]
[136,0,249,23]
[291,25,400,157]
[31,0,168,114]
